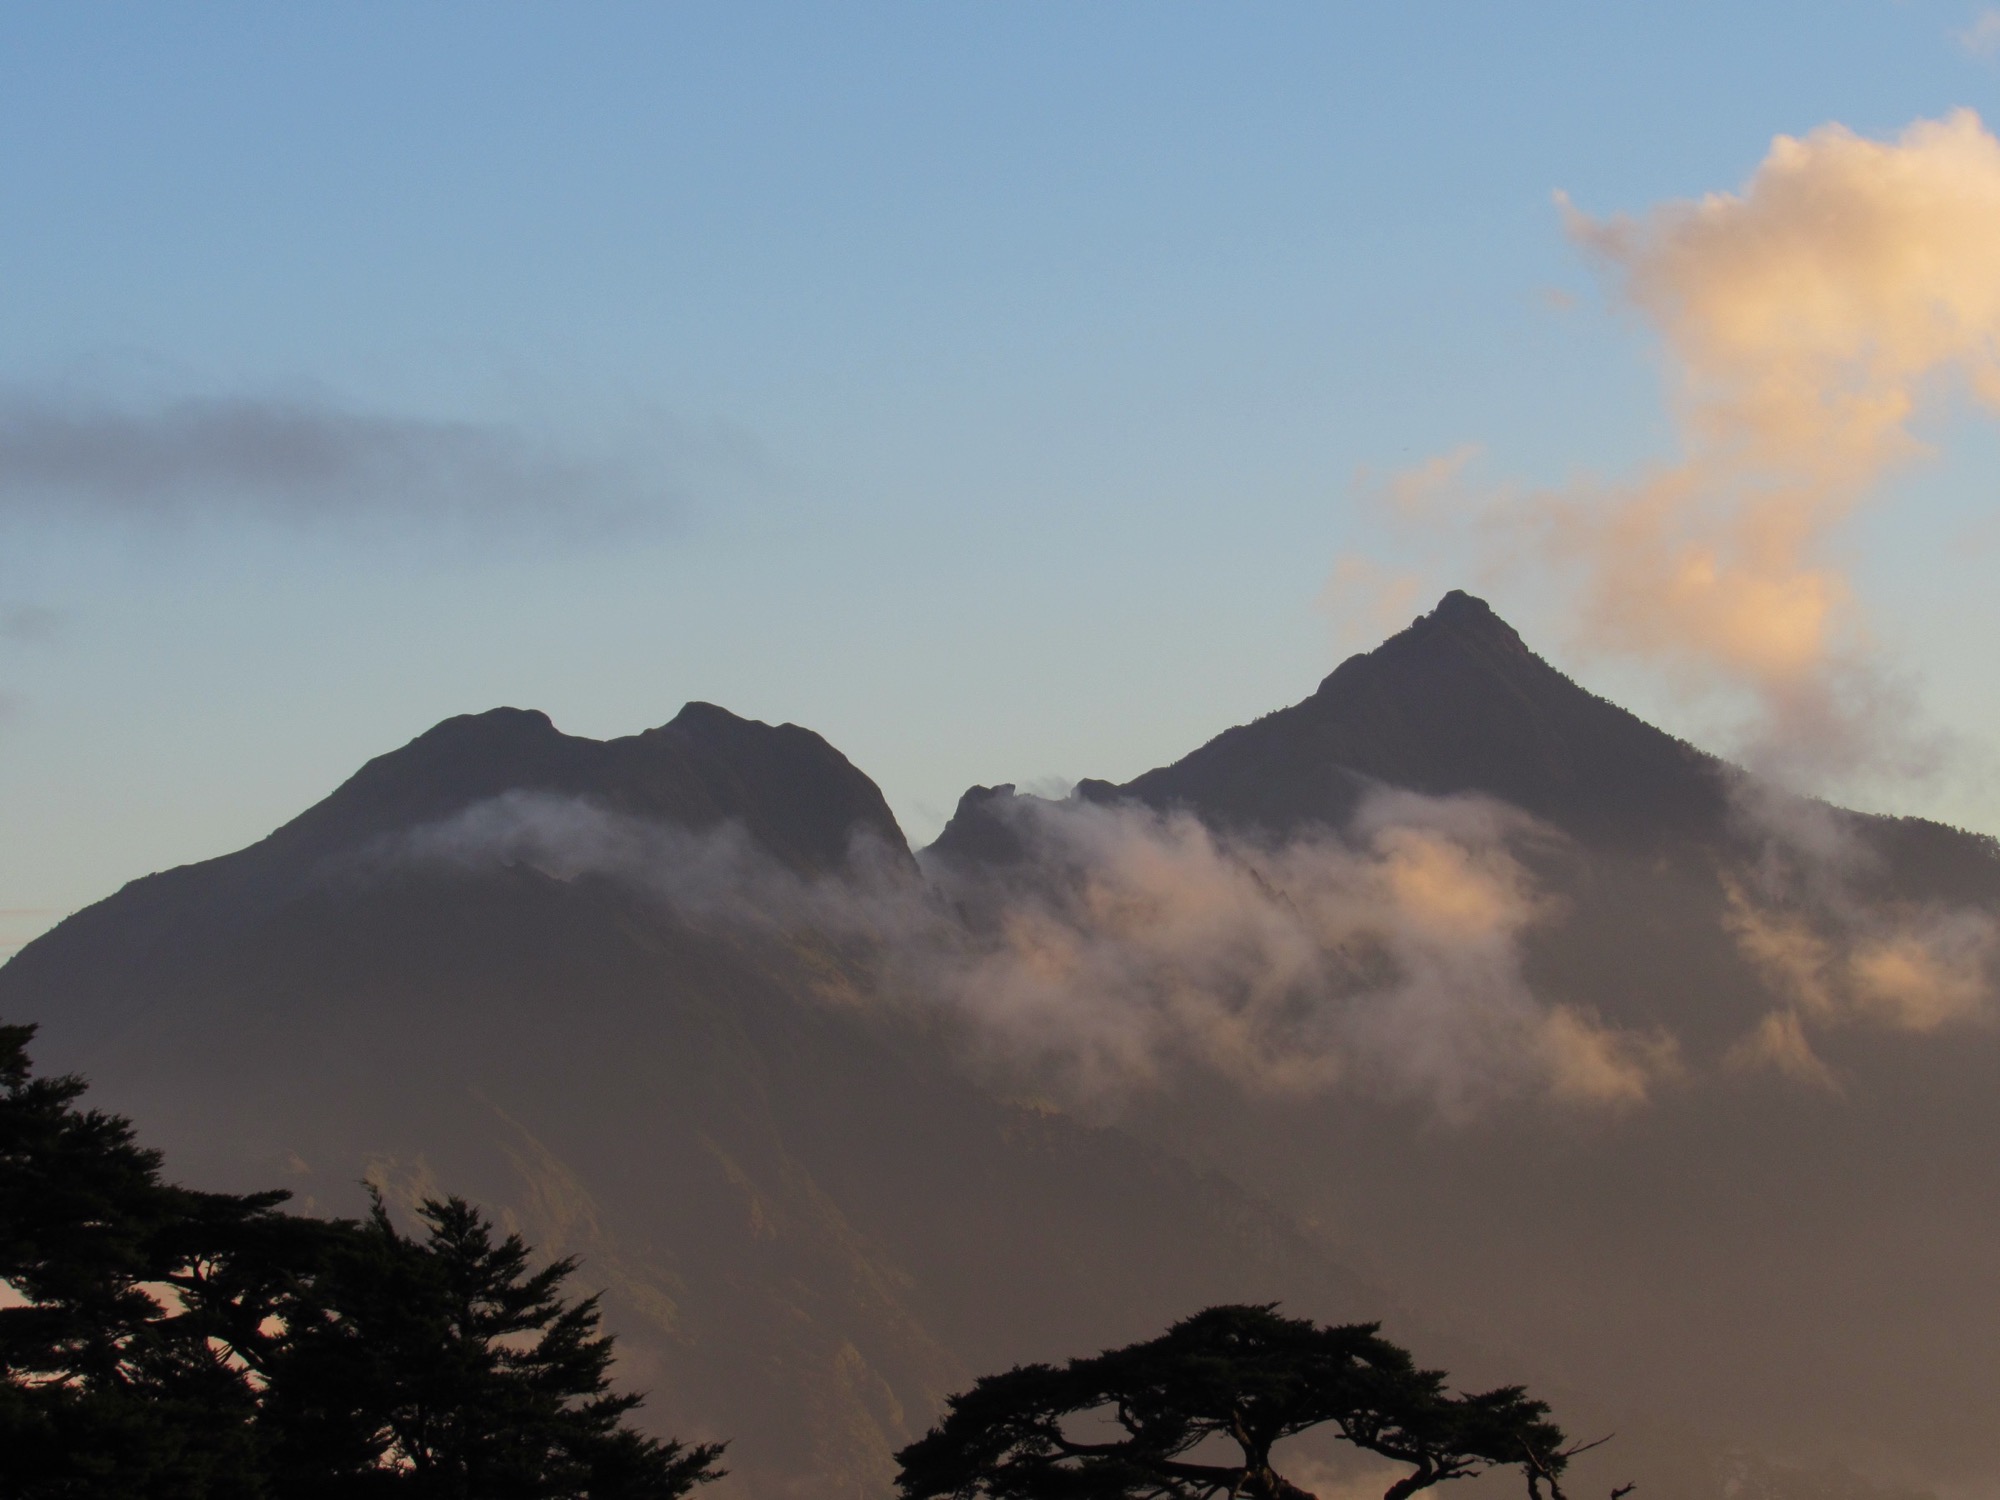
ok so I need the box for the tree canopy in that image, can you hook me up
[0,1020,725,1499]
[894,1304,1606,1500]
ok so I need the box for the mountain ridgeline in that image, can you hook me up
[6,594,1996,1500]
[1128,588,1725,842]
[928,588,1727,866]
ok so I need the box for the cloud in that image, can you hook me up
[1957,8,2000,59]
[0,605,62,644]
[927,791,1675,1115]
[0,389,670,532]
[1319,554,1427,656]
[1848,914,1994,1026]
[1529,110,2000,780]
[1724,1007,1838,1089]
[1364,443,1484,520]
[375,787,1679,1119]
[1321,446,1483,652]
[1719,779,1998,1080]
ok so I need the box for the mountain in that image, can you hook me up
[933,591,2000,1059]
[930,593,2000,1495]
[931,587,1727,864]
[21,702,910,1064]
[1130,589,1728,843]
[8,597,1999,1498]
[0,702,1387,1500]
[260,699,915,877]
[1116,590,1998,900]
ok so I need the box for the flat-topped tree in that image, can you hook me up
[894,1305,1613,1500]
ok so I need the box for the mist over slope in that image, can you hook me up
[0,702,1390,1500]
[5,595,1997,1498]
[929,593,2000,1496]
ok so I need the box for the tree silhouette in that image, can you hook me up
[0,1019,314,1496]
[264,1192,724,1499]
[895,1304,1608,1500]
[1,1020,723,1499]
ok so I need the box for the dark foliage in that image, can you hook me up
[0,1022,724,1499]
[262,1192,723,1499]
[0,1019,309,1498]
[894,1304,1601,1500]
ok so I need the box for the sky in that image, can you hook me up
[5,1,2000,953]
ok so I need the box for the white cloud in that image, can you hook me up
[379,786,1681,1119]
[1720,779,1999,1080]
[1956,8,2000,59]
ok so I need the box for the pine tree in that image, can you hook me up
[262,1193,724,1499]
[1,1022,724,1500]
[0,1020,301,1497]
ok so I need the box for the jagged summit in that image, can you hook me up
[1315,588,1538,701]
[927,592,1727,855]
[7,701,912,1011]
[1373,587,1531,666]
[256,700,909,877]
[925,784,1032,868]
[1119,589,1725,841]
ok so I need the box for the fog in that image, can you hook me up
[379,784,1680,1121]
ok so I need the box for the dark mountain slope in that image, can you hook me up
[1125,589,1729,844]
[939,591,1998,902]
[927,592,2000,1496]
[6,702,909,1061]
[0,705,1386,1500]
[256,700,909,876]
[931,593,2000,1051]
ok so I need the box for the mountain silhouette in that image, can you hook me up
[0,703,1385,1500]
[1125,589,1728,841]
[7,598,1998,1499]
[939,591,1994,890]
[250,699,908,877]
[928,593,2000,1498]
[930,589,1731,865]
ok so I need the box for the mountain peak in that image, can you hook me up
[926,785,1031,868]
[661,700,749,737]
[1314,590,1530,695]
[1417,588,1523,649]
[1430,587,1492,621]
[249,702,910,877]
[1105,589,1726,844]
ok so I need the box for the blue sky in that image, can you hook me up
[5,2,2000,950]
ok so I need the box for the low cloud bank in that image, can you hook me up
[1719,780,2000,1085]
[375,787,1677,1120]
[371,774,2000,1111]
[921,791,1674,1116]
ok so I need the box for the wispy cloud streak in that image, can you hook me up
[0,389,667,531]
[1719,779,1999,1083]
[1957,8,2000,59]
